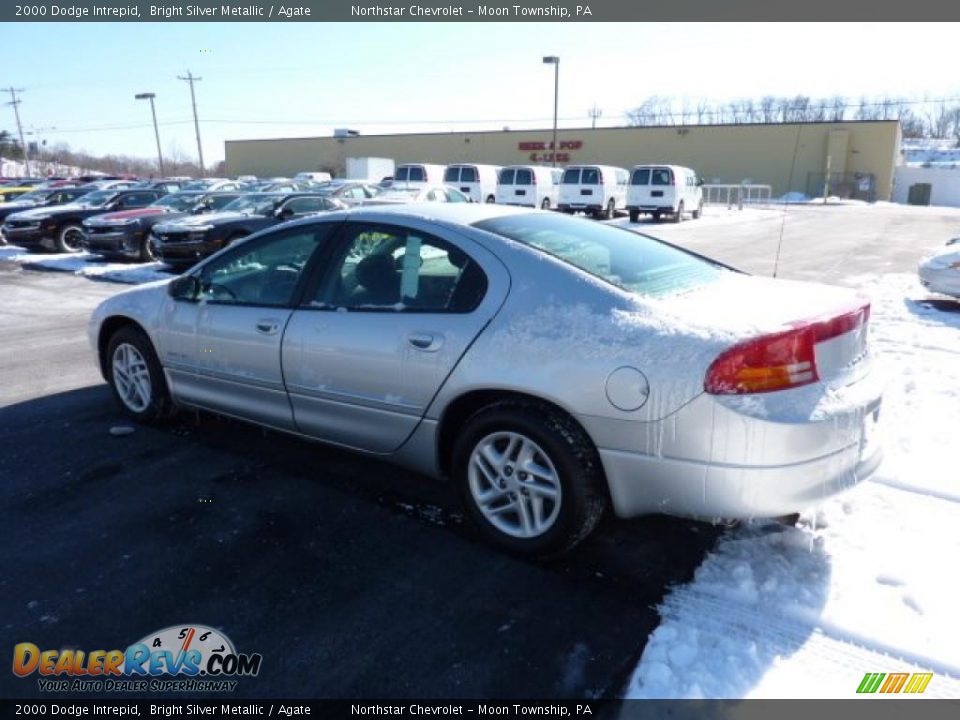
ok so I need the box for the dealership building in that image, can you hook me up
[225,119,902,201]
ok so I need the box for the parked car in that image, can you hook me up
[150,192,345,268]
[361,184,470,205]
[89,204,882,556]
[626,165,703,223]
[558,165,629,219]
[0,181,43,204]
[2,188,166,253]
[918,239,960,298]
[309,180,381,204]
[81,179,143,191]
[393,163,447,188]
[82,191,246,262]
[0,186,96,245]
[293,171,333,184]
[495,166,562,209]
[180,178,246,192]
[443,164,501,204]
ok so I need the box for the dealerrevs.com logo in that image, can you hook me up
[13,625,262,693]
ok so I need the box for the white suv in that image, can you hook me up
[626,165,702,223]
[558,165,629,219]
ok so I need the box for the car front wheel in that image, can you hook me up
[106,326,176,423]
[453,401,607,556]
[57,224,85,253]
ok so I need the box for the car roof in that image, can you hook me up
[283,201,534,230]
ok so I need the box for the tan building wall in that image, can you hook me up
[225,120,901,200]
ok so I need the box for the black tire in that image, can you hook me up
[673,201,685,223]
[629,209,639,223]
[452,400,607,557]
[605,199,616,220]
[486,195,496,204]
[692,200,703,219]
[652,211,661,222]
[541,197,551,210]
[56,223,85,253]
[105,326,176,424]
[137,233,157,263]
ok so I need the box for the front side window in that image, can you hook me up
[197,227,329,307]
[314,225,487,313]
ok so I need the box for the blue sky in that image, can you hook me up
[3,22,958,168]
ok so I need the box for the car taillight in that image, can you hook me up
[705,302,870,395]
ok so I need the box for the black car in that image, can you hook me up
[2,188,167,253]
[0,187,95,245]
[150,192,345,268]
[82,191,245,262]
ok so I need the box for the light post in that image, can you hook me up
[135,92,165,177]
[542,56,559,167]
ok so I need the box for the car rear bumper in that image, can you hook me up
[627,205,675,213]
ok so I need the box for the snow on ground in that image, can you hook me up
[627,273,960,699]
[610,206,785,231]
[0,245,174,285]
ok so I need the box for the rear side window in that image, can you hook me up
[474,213,722,297]
[443,167,460,183]
[651,169,673,186]
[499,169,516,185]
[631,169,651,186]
[561,168,580,184]
[581,168,600,185]
[515,169,533,185]
[460,167,478,182]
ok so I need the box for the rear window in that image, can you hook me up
[409,167,425,182]
[395,167,409,182]
[473,213,722,297]
[443,167,460,183]
[499,169,515,185]
[631,169,651,186]
[460,167,478,183]
[561,168,580,184]
[581,168,600,185]
[651,168,673,186]
[516,169,533,185]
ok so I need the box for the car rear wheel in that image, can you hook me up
[486,195,496,204]
[56,224,85,253]
[692,200,703,219]
[674,200,685,223]
[653,211,661,222]
[453,400,607,556]
[540,198,551,210]
[605,199,616,220]
[629,209,639,223]
[138,234,157,262]
[106,326,176,424]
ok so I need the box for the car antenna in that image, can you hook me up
[773,123,803,279]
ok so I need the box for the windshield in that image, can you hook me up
[14,190,50,202]
[151,193,202,211]
[474,213,724,297]
[221,194,283,215]
[76,190,117,207]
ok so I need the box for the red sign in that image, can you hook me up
[518,140,583,151]
[518,139,582,164]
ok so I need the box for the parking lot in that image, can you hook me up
[2,201,959,699]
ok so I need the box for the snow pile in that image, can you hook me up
[627,273,960,699]
[0,246,174,285]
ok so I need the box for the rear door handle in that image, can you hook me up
[256,319,282,335]
[407,332,443,352]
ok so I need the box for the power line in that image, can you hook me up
[178,71,205,176]
[4,87,31,176]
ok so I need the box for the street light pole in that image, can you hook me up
[542,56,560,167]
[135,92,165,177]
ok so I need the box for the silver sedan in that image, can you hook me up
[89,204,883,555]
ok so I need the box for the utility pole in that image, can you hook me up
[135,93,165,177]
[542,56,560,167]
[588,104,603,129]
[177,71,205,176]
[5,87,31,176]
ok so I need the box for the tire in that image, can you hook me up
[452,400,607,557]
[629,209,639,223]
[673,201,685,223]
[540,198,551,210]
[105,326,176,424]
[486,195,496,204]
[652,211,661,222]
[137,233,157,263]
[605,199,616,220]
[692,200,703,219]
[56,224,85,254]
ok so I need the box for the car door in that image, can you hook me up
[158,223,335,430]
[282,219,510,453]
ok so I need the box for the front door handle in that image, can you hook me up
[256,319,281,335]
[407,332,443,352]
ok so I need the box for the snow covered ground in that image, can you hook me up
[627,273,960,698]
[0,245,174,285]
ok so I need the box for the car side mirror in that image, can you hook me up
[277,206,295,219]
[168,274,199,301]
[697,178,705,187]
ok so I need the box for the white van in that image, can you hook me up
[558,165,629,219]
[394,163,447,188]
[495,165,563,209]
[626,165,702,223]
[293,171,333,184]
[443,164,501,204]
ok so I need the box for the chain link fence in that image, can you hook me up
[702,184,773,208]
